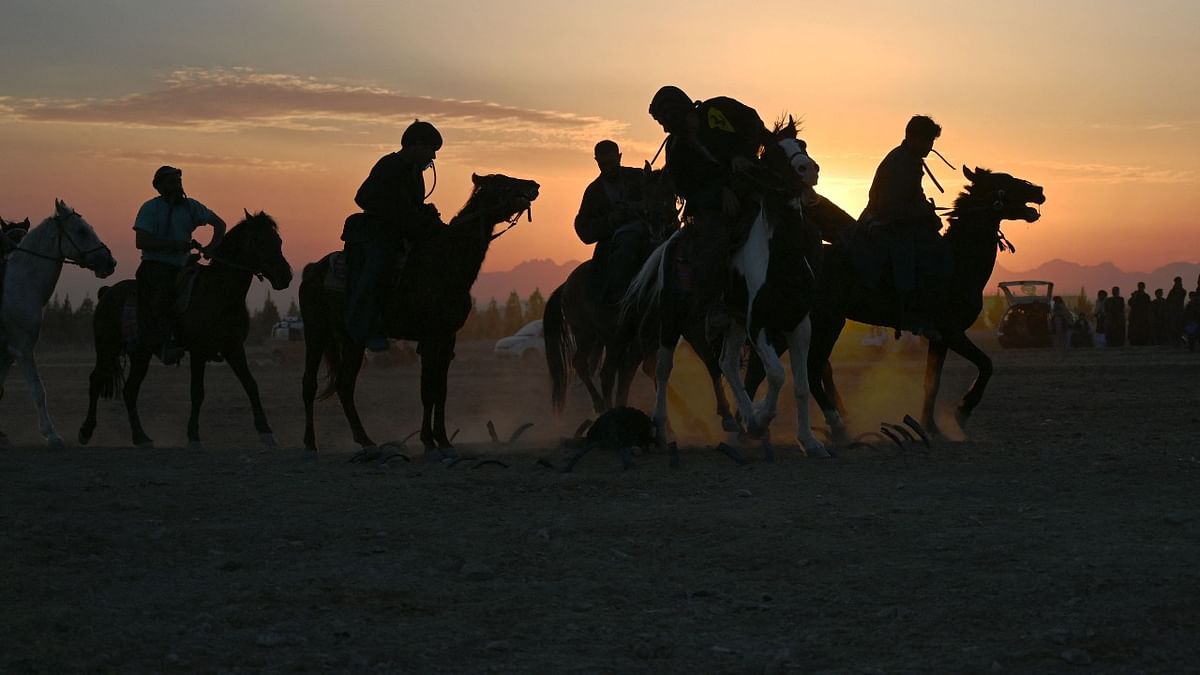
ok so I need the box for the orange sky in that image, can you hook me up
[2,1,1197,304]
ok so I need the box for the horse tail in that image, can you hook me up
[544,284,573,414]
[619,230,676,325]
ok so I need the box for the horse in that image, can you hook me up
[543,166,694,416]
[801,167,1045,442]
[620,119,827,462]
[0,200,116,449]
[78,210,292,449]
[300,173,539,454]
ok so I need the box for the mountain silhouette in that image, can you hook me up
[989,259,1200,297]
[472,258,580,303]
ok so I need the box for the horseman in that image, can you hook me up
[342,119,444,352]
[574,140,652,305]
[859,115,951,337]
[647,85,770,321]
[133,165,227,365]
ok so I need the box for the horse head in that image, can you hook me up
[463,173,540,233]
[960,167,1046,224]
[216,210,293,290]
[761,116,820,202]
[48,199,117,278]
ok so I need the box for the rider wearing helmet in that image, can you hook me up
[648,85,769,313]
[342,119,445,351]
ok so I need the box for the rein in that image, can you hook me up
[208,253,266,282]
[11,213,110,269]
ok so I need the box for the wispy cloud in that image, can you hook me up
[1025,160,1198,185]
[1,67,625,148]
[86,149,321,172]
[1086,120,1200,132]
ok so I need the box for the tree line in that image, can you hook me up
[35,289,546,345]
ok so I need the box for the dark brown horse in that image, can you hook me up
[800,167,1046,442]
[79,211,293,448]
[543,166,693,416]
[300,173,539,454]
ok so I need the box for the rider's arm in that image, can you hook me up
[203,212,227,252]
[573,180,613,245]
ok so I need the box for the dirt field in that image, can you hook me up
[2,335,1198,673]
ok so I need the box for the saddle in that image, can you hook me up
[117,262,203,350]
[322,241,412,295]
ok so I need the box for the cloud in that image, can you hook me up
[1,67,625,149]
[1025,160,1198,185]
[1087,120,1200,132]
[86,149,321,172]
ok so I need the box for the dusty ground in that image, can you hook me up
[1,335,1198,673]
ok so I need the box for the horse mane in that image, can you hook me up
[218,210,279,251]
[770,114,803,139]
[945,168,995,234]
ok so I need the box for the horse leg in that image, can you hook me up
[419,336,455,452]
[123,351,154,447]
[185,354,207,448]
[747,329,788,439]
[808,314,849,444]
[79,340,119,446]
[16,353,63,449]
[719,323,756,432]
[574,342,606,414]
[301,331,326,452]
[786,316,830,457]
[684,319,737,431]
[942,332,993,433]
[223,343,276,449]
[920,338,949,438]
[336,341,374,448]
[432,336,456,449]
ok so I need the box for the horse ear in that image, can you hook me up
[244,208,252,219]
[963,166,975,181]
[472,173,481,185]
[55,198,66,214]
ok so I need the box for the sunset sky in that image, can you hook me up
[2,0,1197,304]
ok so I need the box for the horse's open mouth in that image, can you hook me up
[1022,205,1041,222]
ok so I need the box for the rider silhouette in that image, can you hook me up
[574,140,651,305]
[133,166,227,365]
[860,115,949,337]
[342,120,444,352]
[648,85,769,315]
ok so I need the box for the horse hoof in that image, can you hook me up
[259,433,278,449]
[47,437,66,451]
[188,440,203,451]
[78,430,92,446]
[721,417,743,433]
[803,445,833,459]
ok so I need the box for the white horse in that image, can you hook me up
[621,129,828,459]
[0,200,117,449]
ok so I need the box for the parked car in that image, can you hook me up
[494,319,544,360]
[270,316,304,342]
[997,280,1053,349]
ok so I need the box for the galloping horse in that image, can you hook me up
[620,120,828,460]
[79,211,292,448]
[804,167,1046,442]
[300,173,539,454]
[1,200,116,448]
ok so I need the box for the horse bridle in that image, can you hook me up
[11,211,111,269]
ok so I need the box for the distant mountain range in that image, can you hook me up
[472,258,581,304]
[471,257,1200,304]
[989,259,1200,298]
